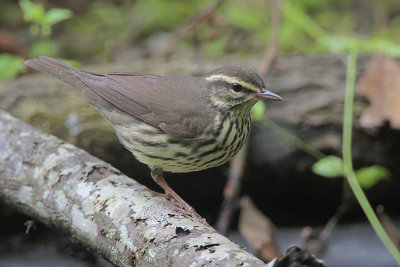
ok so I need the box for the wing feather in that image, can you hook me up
[74,72,212,138]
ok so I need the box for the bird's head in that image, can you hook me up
[204,66,282,110]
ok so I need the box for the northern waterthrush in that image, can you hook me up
[25,56,282,219]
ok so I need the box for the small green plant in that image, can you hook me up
[19,0,72,58]
[340,51,400,264]
[253,52,400,263]
[0,1,73,81]
[251,6,400,262]
[312,156,390,189]
[19,0,72,38]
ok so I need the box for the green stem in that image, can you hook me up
[342,51,356,174]
[263,116,325,160]
[342,51,400,265]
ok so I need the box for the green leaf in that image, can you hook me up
[19,0,45,23]
[43,8,73,26]
[369,38,400,57]
[318,35,362,53]
[251,101,266,121]
[318,35,400,56]
[355,165,390,189]
[312,156,344,178]
[0,54,25,81]
[282,2,326,41]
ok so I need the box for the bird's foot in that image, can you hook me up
[141,188,206,224]
[150,168,209,225]
[169,199,205,222]
[143,188,172,200]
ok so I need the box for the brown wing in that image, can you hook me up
[74,71,213,138]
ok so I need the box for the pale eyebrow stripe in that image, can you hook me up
[205,74,261,93]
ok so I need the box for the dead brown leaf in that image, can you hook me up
[0,31,29,57]
[238,196,280,261]
[357,54,400,129]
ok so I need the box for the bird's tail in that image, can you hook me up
[24,56,114,112]
[25,56,90,92]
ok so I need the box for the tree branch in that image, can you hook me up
[157,0,225,59]
[0,110,267,267]
[258,0,281,77]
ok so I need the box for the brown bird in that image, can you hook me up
[25,56,282,219]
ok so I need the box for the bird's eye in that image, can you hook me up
[232,82,242,92]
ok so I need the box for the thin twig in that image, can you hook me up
[215,141,248,234]
[301,202,348,256]
[258,0,281,77]
[158,0,225,59]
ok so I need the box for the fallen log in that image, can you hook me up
[0,110,267,267]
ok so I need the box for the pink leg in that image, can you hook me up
[151,168,204,221]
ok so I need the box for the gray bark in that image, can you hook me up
[0,110,266,267]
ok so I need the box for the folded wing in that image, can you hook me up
[75,71,212,138]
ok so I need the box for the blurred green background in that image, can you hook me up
[1,0,400,80]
